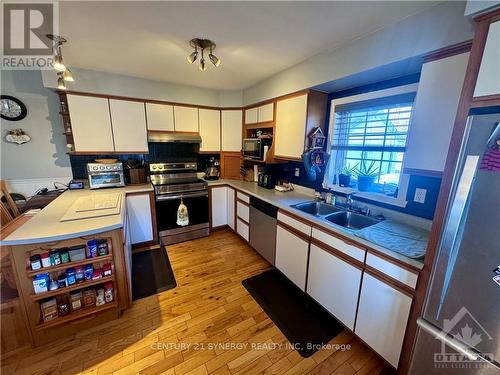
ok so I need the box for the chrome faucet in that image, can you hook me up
[346,193,355,210]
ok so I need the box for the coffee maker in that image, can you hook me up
[204,157,220,180]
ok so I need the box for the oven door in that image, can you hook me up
[155,190,209,234]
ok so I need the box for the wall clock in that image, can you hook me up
[1,95,27,121]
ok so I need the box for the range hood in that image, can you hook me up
[148,132,202,143]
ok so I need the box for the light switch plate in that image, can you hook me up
[414,188,427,204]
[295,168,300,177]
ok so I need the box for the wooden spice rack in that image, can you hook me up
[31,275,115,301]
[36,300,118,330]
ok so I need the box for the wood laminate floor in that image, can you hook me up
[2,229,389,375]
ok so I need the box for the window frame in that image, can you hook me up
[323,84,419,207]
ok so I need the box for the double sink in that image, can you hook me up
[291,201,379,231]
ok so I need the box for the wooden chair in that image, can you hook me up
[0,180,20,221]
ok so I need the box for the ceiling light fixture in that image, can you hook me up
[47,34,75,87]
[187,38,221,71]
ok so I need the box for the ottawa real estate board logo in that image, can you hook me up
[2,1,58,69]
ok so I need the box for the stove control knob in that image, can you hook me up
[92,166,98,171]
[99,166,105,170]
[106,166,111,170]
[151,165,157,170]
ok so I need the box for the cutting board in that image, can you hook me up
[60,194,122,222]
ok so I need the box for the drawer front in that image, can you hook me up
[236,191,250,204]
[277,211,311,236]
[311,228,365,263]
[236,218,249,242]
[366,253,418,289]
[236,201,249,223]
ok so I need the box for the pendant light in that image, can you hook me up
[187,38,221,71]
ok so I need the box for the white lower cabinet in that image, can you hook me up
[227,187,235,230]
[307,244,362,330]
[275,225,309,291]
[126,193,154,245]
[355,272,413,368]
[210,186,228,228]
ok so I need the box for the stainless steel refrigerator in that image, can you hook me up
[410,113,500,374]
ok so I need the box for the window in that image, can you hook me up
[329,93,415,196]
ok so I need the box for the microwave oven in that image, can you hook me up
[243,138,264,160]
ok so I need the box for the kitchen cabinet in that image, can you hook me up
[199,109,221,152]
[474,20,500,98]
[244,103,274,124]
[66,94,114,152]
[220,152,241,179]
[221,110,243,152]
[109,99,148,153]
[210,186,228,228]
[236,218,249,242]
[125,193,155,245]
[404,52,469,172]
[307,244,362,330]
[236,201,249,223]
[227,187,235,230]
[174,106,199,132]
[146,103,174,132]
[274,91,327,160]
[355,272,413,368]
[275,225,309,291]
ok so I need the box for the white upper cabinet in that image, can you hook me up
[244,107,258,124]
[109,99,148,152]
[221,110,242,152]
[404,52,469,172]
[355,272,412,368]
[274,94,308,159]
[199,109,221,152]
[244,103,274,124]
[258,103,274,123]
[174,106,199,132]
[67,94,115,152]
[474,20,500,98]
[146,103,174,132]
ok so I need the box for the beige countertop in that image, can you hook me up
[1,184,152,246]
[207,179,425,270]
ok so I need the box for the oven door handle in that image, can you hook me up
[156,191,208,201]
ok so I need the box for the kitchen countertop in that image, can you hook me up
[207,179,425,270]
[1,184,153,246]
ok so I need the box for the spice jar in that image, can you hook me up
[69,290,83,311]
[30,254,42,270]
[66,268,76,286]
[96,288,105,306]
[86,239,98,258]
[102,263,112,277]
[75,266,85,283]
[84,264,93,281]
[68,245,86,262]
[92,268,102,280]
[104,283,114,303]
[40,298,58,322]
[49,249,62,266]
[83,289,96,308]
[57,274,67,288]
[49,279,59,291]
[57,295,70,317]
[97,239,108,256]
[41,252,51,268]
[59,248,70,264]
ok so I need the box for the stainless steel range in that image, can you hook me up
[150,162,209,245]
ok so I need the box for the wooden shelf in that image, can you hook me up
[36,301,118,330]
[242,158,267,164]
[31,275,115,301]
[244,123,274,130]
[27,254,113,277]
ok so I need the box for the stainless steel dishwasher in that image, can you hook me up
[249,196,278,265]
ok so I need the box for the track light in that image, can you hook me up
[187,38,221,71]
[53,54,66,72]
[63,69,74,82]
[57,74,66,90]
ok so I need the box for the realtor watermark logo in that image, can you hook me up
[1,1,58,69]
[433,307,495,369]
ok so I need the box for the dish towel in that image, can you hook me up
[176,198,189,226]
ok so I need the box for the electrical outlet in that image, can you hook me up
[414,188,427,204]
[295,168,300,177]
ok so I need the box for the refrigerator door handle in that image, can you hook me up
[417,317,479,361]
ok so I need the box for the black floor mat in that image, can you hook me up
[132,247,177,300]
[242,269,344,358]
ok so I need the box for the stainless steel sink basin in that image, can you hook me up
[324,211,379,230]
[291,201,344,216]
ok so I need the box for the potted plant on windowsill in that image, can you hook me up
[338,164,358,187]
[354,160,379,192]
